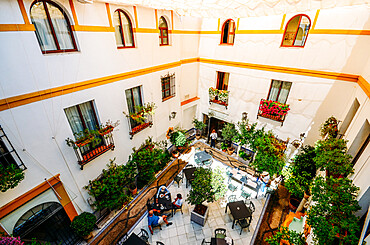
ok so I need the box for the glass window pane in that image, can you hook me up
[159,17,167,28]
[132,87,142,112]
[46,2,74,50]
[79,101,98,131]
[222,21,229,43]
[30,2,57,51]
[65,106,84,135]
[113,11,123,47]
[125,89,134,113]
[282,16,300,46]
[294,16,310,46]
[162,29,168,37]
[277,82,292,104]
[268,80,282,101]
[121,13,134,47]
[162,37,168,45]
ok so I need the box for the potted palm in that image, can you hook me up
[187,167,226,226]
[192,118,206,140]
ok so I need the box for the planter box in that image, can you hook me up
[190,204,209,226]
[238,156,250,165]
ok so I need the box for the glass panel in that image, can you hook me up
[65,106,84,135]
[162,37,168,45]
[121,12,134,47]
[159,17,167,28]
[282,15,300,46]
[170,75,175,95]
[125,89,134,113]
[228,21,235,44]
[46,2,74,50]
[79,101,98,131]
[113,11,123,47]
[277,82,292,104]
[223,73,229,90]
[294,16,310,46]
[132,87,142,112]
[222,21,229,43]
[165,90,170,97]
[268,80,282,101]
[162,29,168,37]
[30,2,57,51]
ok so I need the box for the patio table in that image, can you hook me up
[230,169,259,197]
[194,151,212,166]
[121,233,148,245]
[183,167,197,188]
[156,193,173,215]
[225,200,252,229]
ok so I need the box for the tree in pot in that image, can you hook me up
[70,212,96,239]
[283,145,317,212]
[192,118,206,139]
[221,123,238,154]
[307,176,360,245]
[187,167,226,226]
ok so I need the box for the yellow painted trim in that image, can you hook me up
[199,58,359,82]
[69,0,79,26]
[310,29,370,35]
[105,3,113,28]
[155,9,158,29]
[217,18,220,32]
[358,76,370,98]
[236,18,240,31]
[133,6,138,29]
[135,27,159,33]
[236,30,283,34]
[1,57,368,112]
[311,9,320,31]
[71,25,114,32]
[0,24,35,32]
[280,14,286,30]
[172,30,201,34]
[200,30,221,34]
[17,0,30,25]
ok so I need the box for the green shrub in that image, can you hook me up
[0,164,25,192]
[70,212,96,237]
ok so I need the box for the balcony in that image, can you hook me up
[257,99,290,125]
[209,87,229,108]
[127,114,153,139]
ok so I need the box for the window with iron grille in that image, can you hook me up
[161,73,175,100]
[0,126,26,170]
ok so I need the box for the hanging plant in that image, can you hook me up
[320,116,339,139]
[0,164,25,192]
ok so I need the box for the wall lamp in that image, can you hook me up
[242,112,248,121]
[169,111,177,120]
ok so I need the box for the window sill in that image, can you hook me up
[162,95,175,102]
[42,49,79,54]
[159,44,170,46]
[129,122,152,139]
[219,43,234,46]
[117,46,136,49]
[280,45,305,48]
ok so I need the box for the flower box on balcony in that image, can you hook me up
[79,144,115,168]
[98,125,114,136]
[209,87,229,108]
[257,99,290,124]
[130,122,152,136]
[75,135,95,147]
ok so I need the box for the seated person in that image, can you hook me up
[172,193,183,208]
[258,172,270,193]
[156,186,170,200]
[147,210,172,234]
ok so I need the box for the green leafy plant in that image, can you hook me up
[186,167,226,205]
[320,116,339,139]
[265,226,305,245]
[123,102,157,124]
[70,212,96,237]
[169,129,188,147]
[314,138,353,177]
[0,164,25,192]
[221,123,238,147]
[221,142,228,151]
[239,150,252,161]
[283,145,316,198]
[307,176,360,245]
[0,236,24,245]
[192,118,206,135]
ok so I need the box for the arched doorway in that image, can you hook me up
[13,202,80,244]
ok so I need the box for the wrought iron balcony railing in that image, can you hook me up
[127,114,153,139]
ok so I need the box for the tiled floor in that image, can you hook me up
[132,146,266,245]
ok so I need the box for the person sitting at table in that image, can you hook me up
[156,186,170,201]
[147,210,172,235]
[172,193,183,208]
[258,172,270,193]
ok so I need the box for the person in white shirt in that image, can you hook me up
[210,129,217,148]
[156,186,170,200]
[172,193,183,208]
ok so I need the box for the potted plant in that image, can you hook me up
[187,167,226,226]
[70,212,96,239]
[221,123,238,155]
[192,118,206,139]
[168,128,188,152]
[98,120,120,136]
[0,164,25,192]
[128,182,137,195]
[320,116,339,139]
[265,226,306,245]
[238,150,253,164]
[221,142,228,152]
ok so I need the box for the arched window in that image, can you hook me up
[159,16,169,46]
[281,15,311,47]
[221,19,235,45]
[30,0,77,53]
[113,10,135,48]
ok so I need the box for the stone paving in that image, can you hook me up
[132,146,266,245]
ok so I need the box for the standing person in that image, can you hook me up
[210,129,217,148]
[259,172,270,193]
